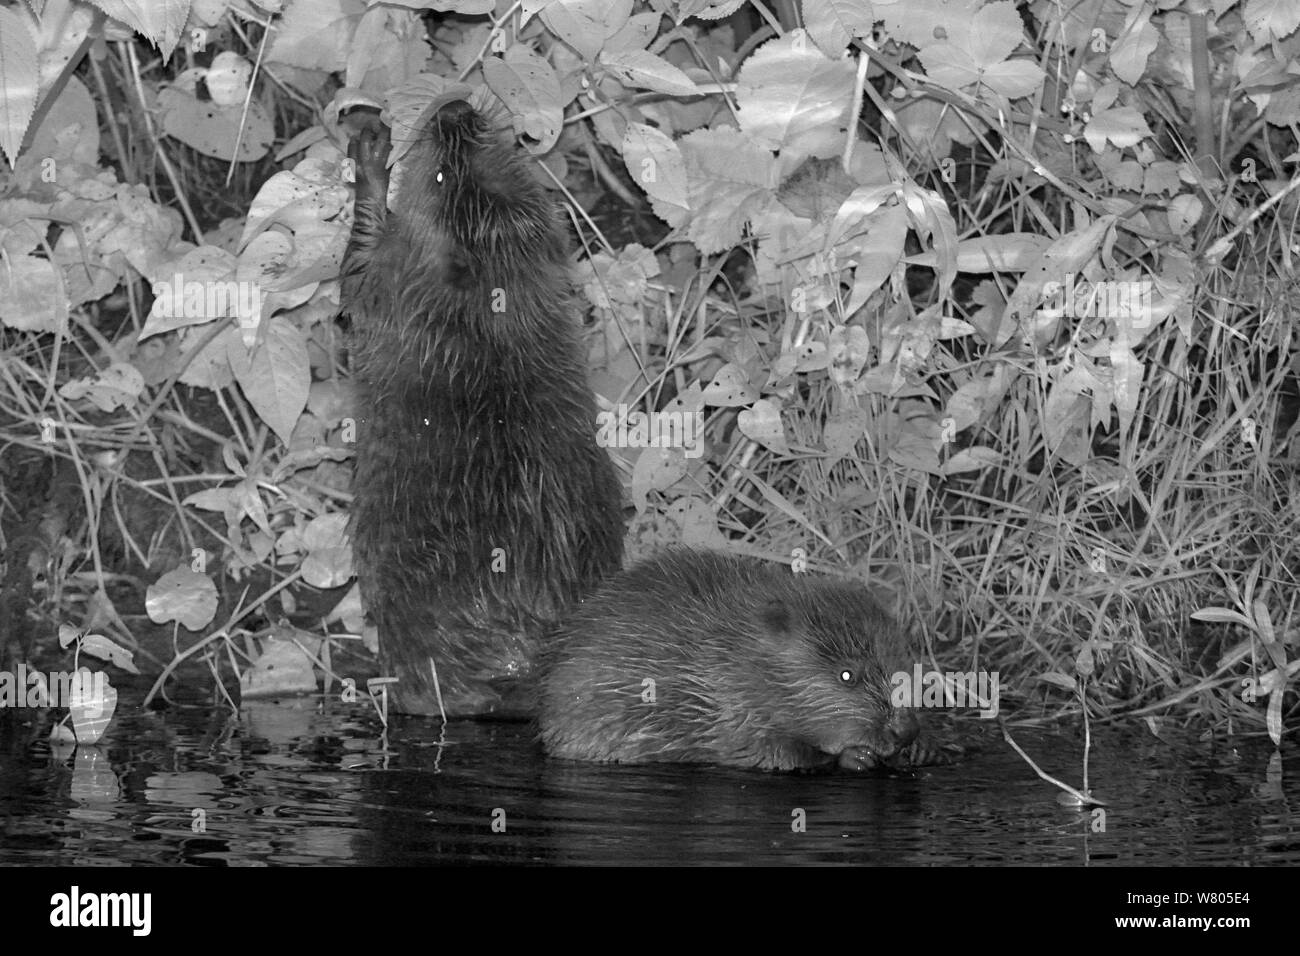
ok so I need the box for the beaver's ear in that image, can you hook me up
[758,598,793,635]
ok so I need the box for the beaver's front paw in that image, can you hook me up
[837,734,966,771]
[889,734,966,768]
[347,111,392,207]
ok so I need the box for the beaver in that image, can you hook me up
[538,549,933,771]
[341,99,624,717]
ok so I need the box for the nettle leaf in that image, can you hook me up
[0,6,37,166]
[95,0,189,60]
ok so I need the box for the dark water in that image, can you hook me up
[1,695,1297,866]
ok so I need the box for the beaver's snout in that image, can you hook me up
[875,707,921,757]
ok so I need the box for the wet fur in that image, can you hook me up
[538,550,923,771]
[343,101,624,716]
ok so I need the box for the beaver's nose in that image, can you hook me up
[884,707,920,750]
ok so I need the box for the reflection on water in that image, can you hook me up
[1,694,1296,865]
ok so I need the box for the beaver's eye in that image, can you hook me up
[435,167,446,185]
[839,668,856,685]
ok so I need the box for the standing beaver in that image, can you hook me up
[538,550,931,771]
[342,99,624,717]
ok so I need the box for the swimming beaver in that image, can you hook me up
[342,99,624,717]
[538,550,930,771]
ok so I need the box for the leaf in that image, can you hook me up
[824,407,867,458]
[80,634,140,674]
[604,12,661,53]
[980,60,1046,99]
[227,317,310,448]
[300,513,354,588]
[58,362,145,413]
[804,0,877,57]
[842,202,908,318]
[969,0,1029,68]
[916,1,1040,98]
[1084,106,1154,153]
[734,32,857,153]
[630,444,688,511]
[665,496,730,551]
[942,447,1000,474]
[888,432,943,475]
[157,81,274,162]
[1266,677,1283,745]
[266,0,361,72]
[1038,671,1078,692]
[540,0,633,61]
[908,233,1050,273]
[702,363,759,406]
[140,247,241,339]
[827,325,870,387]
[1004,215,1116,332]
[146,567,219,632]
[917,44,980,93]
[1108,6,1159,86]
[1244,0,1300,43]
[183,486,239,512]
[0,6,38,166]
[0,255,66,333]
[1253,598,1276,644]
[679,127,772,254]
[622,122,689,223]
[901,184,958,299]
[1167,193,1203,235]
[1075,642,1095,677]
[94,0,189,60]
[600,50,699,97]
[241,638,321,699]
[68,671,117,745]
[1109,343,1142,441]
[1190,607,1253,627]
[738,399,790,454]
[482,46,564,151]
